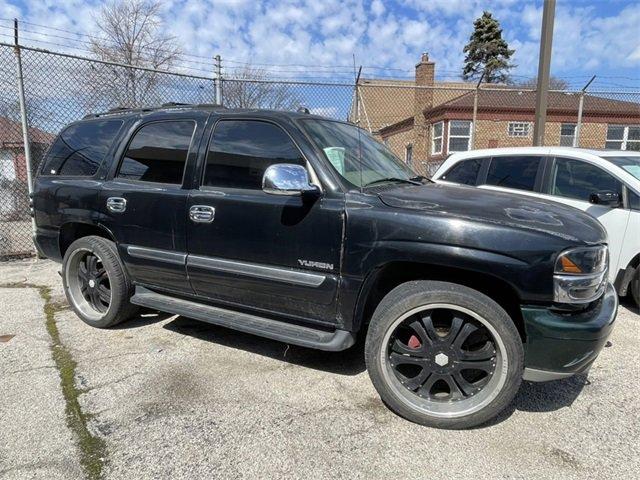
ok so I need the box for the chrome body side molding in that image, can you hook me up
[124,245,328,287]
[188,255,327,287]
[126,245,186,265]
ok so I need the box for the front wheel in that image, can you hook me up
[62,235,138,328]
[632,269,640,307]
[365,280,524,429]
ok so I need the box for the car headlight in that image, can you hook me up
[554,246,608,304]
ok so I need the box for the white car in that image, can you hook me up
[433,147,640,305]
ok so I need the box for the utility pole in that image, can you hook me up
[471,71,485,150]
[214,54,222,105]
[12,18,37,244]
[532,0,556,146]
[574,75,596,147]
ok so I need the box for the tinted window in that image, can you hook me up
[628,189,640,211]
[41,120,123,176]
[204,120,305,189]
[118,121,195,184]
[485,156,542,191]
[441,158,484,185]
[551,157,622,202]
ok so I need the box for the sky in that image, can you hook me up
[0,0,639,90]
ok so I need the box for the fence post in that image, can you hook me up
[12,19,36,246]
[214,54,222,105]
[574,75,596,147]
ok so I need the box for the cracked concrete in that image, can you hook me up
[1,258,639,479]
[0,283,84,480]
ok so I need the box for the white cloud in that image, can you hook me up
[4,0,639,86]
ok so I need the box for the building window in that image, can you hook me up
[404,144,413,167]
[507,122,531,137]
[560,123,577,146]
[432,122,443,155]
[606,125,640,151]
[448,120,472,153]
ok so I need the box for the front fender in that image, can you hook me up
[337,240,552,332]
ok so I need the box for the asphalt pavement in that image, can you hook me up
[1,258,638,479]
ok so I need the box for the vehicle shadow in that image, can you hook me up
[480,374,590,428]
[136,311,602,421]
[160,315,594,417]
[162,316,367,376]
[114,309,175,329]
[619,296,639,315]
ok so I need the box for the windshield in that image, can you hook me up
[602,156,640,180]
[301,119,417,187]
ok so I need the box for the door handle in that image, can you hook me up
[189,205,215,223]
[106,197,127,213]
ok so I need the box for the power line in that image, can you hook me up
[0,23,216,69]
[3,18,639,87]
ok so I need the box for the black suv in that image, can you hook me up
[32,105,617,429]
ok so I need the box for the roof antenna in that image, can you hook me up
[353,54,364,192]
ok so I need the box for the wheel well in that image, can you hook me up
[616,253,640,296]
[356,262,525,340]
[59,223,115,258]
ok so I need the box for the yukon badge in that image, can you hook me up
[298,259,334,271]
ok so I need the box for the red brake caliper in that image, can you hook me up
[407,335,421,349]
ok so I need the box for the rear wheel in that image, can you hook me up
[62,236,138,328]
[365,280,523,429]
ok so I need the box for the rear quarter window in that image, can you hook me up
[40,119,124,177]
[485,155,542,191]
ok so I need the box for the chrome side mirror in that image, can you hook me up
[262,164,320,197]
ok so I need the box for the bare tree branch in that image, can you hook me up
[86,0,182,108]
[223,67,302,110]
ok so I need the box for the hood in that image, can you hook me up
[378,182,607,245]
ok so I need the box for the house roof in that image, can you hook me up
[0,116,55,148]
[351,79,416,134]
[425,89,640,117]
[379,89,640,136]
[351,79,476,134]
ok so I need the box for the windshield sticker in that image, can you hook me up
[324,147,345,175]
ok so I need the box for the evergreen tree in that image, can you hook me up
[462,11,515,83]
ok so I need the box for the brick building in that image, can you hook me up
[358,54,640,174]
[1,116,53,219]
[0,116,53,182]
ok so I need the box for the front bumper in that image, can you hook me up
[521,282,618,382]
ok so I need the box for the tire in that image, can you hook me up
[632,269,640,308]
[62,235,138,328]
[365,280,524,429]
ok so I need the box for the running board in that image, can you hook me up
[130,287,355,351]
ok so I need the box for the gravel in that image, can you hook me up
[0,258,638,479]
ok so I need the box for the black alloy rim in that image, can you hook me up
[77,252,111,313]
[387,308,497,402]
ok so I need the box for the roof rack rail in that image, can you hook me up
[160,102,191,107]
[81,102,226,119]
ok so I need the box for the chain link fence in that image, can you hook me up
[0,43,216,258]
[1,43,639,258]
[352,82,640,175]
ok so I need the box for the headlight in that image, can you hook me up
[554,246,608,304]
